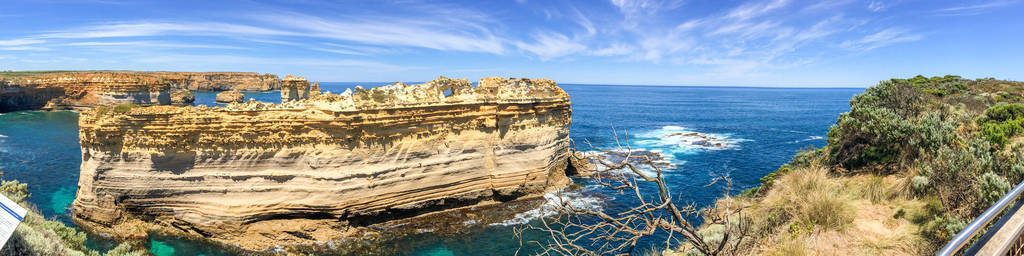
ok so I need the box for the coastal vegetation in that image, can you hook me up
[0,172,147,256]
[681,76,1024,254]
[531,75,1024,255]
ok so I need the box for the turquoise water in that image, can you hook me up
[0,83,863,255]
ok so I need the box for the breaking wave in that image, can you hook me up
[633,126,747,155]
[490,188,604,226]
[791,135,824,144]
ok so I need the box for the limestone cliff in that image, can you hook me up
[0,71,281,112]
[73,77,573,251]
[0,73,170,112]
[151,72,280,91]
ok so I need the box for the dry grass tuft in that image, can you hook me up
[762,167,853,232]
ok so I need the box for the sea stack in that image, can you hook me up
[280,75,314,101]
[215,90,244,103]
[73,76,573,251]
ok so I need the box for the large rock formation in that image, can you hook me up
[151,72,280,91]
[280,75,311,101]
[215,90,244,103]
[0,73,170,112]
[0,71,281,112]
[73,77,573,251]
[170,90,195,105]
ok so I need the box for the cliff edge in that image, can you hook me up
[72,76,573,251]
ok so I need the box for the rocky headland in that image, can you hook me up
[72,76,573,252]
[150,72,280,91]
[0,71,281,112]
[0,72,171,112]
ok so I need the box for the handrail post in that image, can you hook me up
[937,180,1024,256]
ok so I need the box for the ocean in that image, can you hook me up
[0,83,862,255]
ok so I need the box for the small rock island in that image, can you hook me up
[72,76,573,251]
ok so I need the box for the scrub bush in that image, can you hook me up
[977,172,1011,207]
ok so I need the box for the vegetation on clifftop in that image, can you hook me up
[678,76,1024,255]
[0,172,147,256]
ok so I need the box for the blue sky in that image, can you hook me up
[0,0,1022,87]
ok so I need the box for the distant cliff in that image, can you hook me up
[0,73,170,112]
[73,77,573,251]
[150,72,280,91]
[0,71,281,112]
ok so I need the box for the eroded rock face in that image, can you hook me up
[170,90,195,105]
[0,73,170,112]
[215,90,244,103]
[73,76,573,251]
[0,71,280,112]
[280,75,313,101]
[152,72,280,91]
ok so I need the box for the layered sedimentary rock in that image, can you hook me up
[280,75,311,101]
[0,73,170,112]
[170,90,195,105]
[215,90,244,103]
[152,72,280,91]
[0,71,281,112]
[73,77,573,251]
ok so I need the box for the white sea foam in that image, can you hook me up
[490,189,604,226]
[792,135,824,143]
[583,148,679,177]
[633,126,746,155]
[0,134,7,138]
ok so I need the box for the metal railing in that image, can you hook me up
[938,180,1024,256]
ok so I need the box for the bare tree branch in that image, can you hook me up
[517,132,753,256]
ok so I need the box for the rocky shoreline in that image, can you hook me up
[72,76,574,252]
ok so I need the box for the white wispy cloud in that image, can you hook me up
[933,0,1019,16]
[0,46,50,51]
[257,12,505,54]
[64,41,245,49]
[867,1,887,12]
[40,22,292,39]
[839,28,923,51]
[514,31,587,61]
[591,43,634,56]
[136,54,418,71]
[0,38,45,46]
[725,0,791,21]
[611,0,685,26]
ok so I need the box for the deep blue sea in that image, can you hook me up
[0,83,862,255]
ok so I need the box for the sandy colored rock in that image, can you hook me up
[0,71,281,112]
[170,90,195,105]
[215,90,244,103]
[150,72,280,91]
[73,76,573,251]
[0,73,170,112]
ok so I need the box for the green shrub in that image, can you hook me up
[789,147,823,168]
[0,177,143,256]
[39,220,88,251]
[112,104,140,114]
[0,180,29,203]
[978,104,1024,147]
[977,172,1011,207]
[911,175,929,195]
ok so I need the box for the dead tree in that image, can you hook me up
[516,132,752,256]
